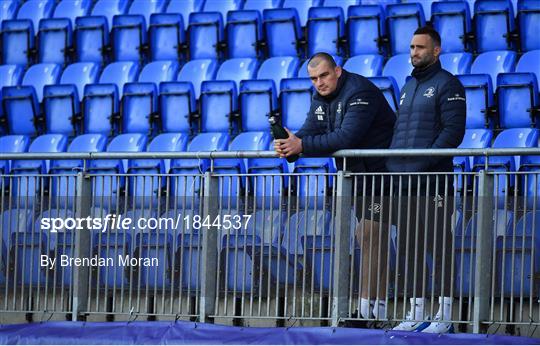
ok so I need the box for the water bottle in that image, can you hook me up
[269,116,299,163]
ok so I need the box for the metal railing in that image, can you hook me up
[0,148,539,335]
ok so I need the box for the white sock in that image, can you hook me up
[360,298,372,319]
[409,298,425,320]
[372,299,387,320]
[438,296,453,320]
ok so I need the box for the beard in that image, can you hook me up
[412,55,435,69]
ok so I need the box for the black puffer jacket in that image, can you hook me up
[386,60,466,173]
[295,69,396,173]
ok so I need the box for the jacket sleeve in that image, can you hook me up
[425,78,466,168]
[299,90,380,156]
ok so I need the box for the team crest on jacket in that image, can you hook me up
[423,87,435,98]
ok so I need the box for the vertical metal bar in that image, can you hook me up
[331,171,352,327]
[72,172,92,321]
[199,172,218,322]
[473,170,494,333]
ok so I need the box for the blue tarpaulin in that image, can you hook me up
[0,320,539,345]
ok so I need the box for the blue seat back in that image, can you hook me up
[53,0,92,24]
[74,16,109,65]
[282,0,321,27]
[484,128,539,171]
[471,50,517,86]
[16,0,55,30]
[474,0,515,52]
[263,8,302,57]
[11,134,68,173]
[497,73,539,128]
[128,0,167,25]
[431,1,471,52]
[51,133,107,171]
[149,13,185,61]
[347,5,386,56]
[239,79,277,132]
[257,56,300,92]
[382,54,412,92]
[1,19,35,66]
[22,63,61,101]
[60,62,100,101]
[457,74,495,129]
[203,0,242,19]
[280,78,313,132]
[216,58,259,87]
[43,84,79,135]
[367,76,399,112]
[518,0,540,52]
[166,0,204,22]
[91,133,147,172]
[440,53,473,75]
[454,128,493,174]
[138,60,180,85]
[177,59,218,99]
[0,64,23,122]
[386,3,425,55]
[188,12,223,60]
[516,50,540,86]
[1,0,20,21]
[160,82,195,134]
[343,54,383,77]
[82,84,119,135]
[38,18,72,65]
[200,80,237,133]
[2,86,40,135]
[227,10,261,59]
[121,82,157,134]
[112,15,147,63]
[306,6,344,57]
[91,0,130,29]
[0,135,31,174]
[99,61,140,97]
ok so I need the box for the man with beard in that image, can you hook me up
[386,26,466,333]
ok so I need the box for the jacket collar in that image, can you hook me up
[314,69,349,102]
[411,60,442,82]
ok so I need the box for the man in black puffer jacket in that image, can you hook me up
[274,52,396,324]
[387,26,466,334]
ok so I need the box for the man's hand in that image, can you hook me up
[273,128,302,158]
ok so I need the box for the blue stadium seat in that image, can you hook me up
[431,1,471,53]
[133,229,174,289]
[74,16,109,65]
[1,0,20,21]
[323,0,360,14]
[440,52,473,75]
[16,0,55,31]
[457,74,495,129]
[263,8,302,57]
[343,54,383,77]
[306,6,344,57]
[243,0,281,12]
[226,10,261,59]
[166,0,204,22]
[111,15,147,63]
[138,60,180,84]
[0,64,23,131]
[453,128,493,191]
[160,82,196,134]
[53,0,92,25]
[49,134,107,208]
[474,0,515,53]
[347,5,386,56]
[496,211,540,297]
[297,55,343,78]
[82,84,119,135]
[9,134,68,208]
[121,83,157,135]
[518,0,540,52]
[368,76,400,112]
[200,80,238,133]
[22,63,61,101]
[1,19,35,66]
[149,13,185,61]
[98,61,140,97]
[294,157,336,209]
[128,133,189,208]
[177,59,218,99]
[37,18,72,65]
[43,84,79,135]
[203,0,242,20]
[382,54,413,91]
[188,12,224,60]
[128,0,167,25]
[471,50,517,88]
[280,78,313,132]
[9,229,49,286]
[516,50,540,86]
[216,58,259,87]
[497,73,540,128]
[89,133,148,211]
[239,79,277,132]
[60,62,101,101]
[0,135,30,174]
[282,0,322,27]
[170,132,230,209]
[257,56,300,92]
[386,3,425,55]
[520,155,540,208]
[91,0,130,29]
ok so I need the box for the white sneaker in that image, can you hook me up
[421,313,455,334]
[392,312,430,332]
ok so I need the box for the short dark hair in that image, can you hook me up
[413,26,441,47]
[307,52,337,69]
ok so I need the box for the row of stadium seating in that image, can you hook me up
[1,49,539,138]
[2,0,539,69]
[2,204,539,299]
